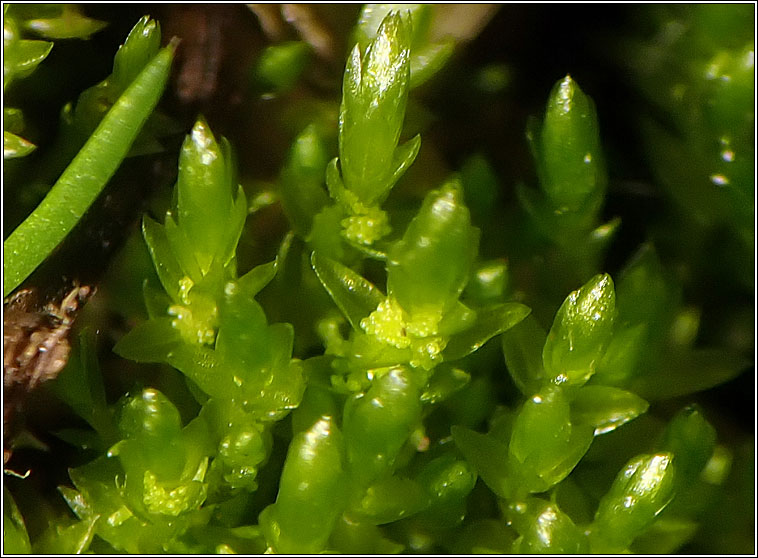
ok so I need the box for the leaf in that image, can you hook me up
[215,282,269,372]
[309,204,350,263]
[628,348,750,400]
[347,331,413,369]
[278,123,330,237]
[217,185,249,272]
[380,133,421,203]
[420,365,471,405]
[3,488,31,554]
[451,425,511,499]
[117,387,182,442]
[143,279,172,319]
[410,40,456,86]
[113,317,183,363]
[523,427,594,492]
[509,386,594,492]
[4,40,175,297]
[415,454,477,528]
[343,367,422,484]
[339,12,412,204]
[355,4,455,88]
[311,251,384,331]
[542,273,617,386]
[3,130,36,159]
[111,16,162,96]
[330,515,405,554]
[509,498,588,554]
[387,179,480,318]
[32,517,98,554]
[176,118,234,274]
[258,417,346,554]
[163,213,202,283]
[52,329,116,442]
[615,243,679,335]
[591,453,676,551]
[571,385,649,435]
[254,41,312,93]
[3,37,53,87]
[348,476,431,525]
[630,517,699,555]
[237,259,277,298]
[659,405,717,484]
[443,302,531,361]
[142,216,184,302]
[464,258,509,304]
[4,106,24,132]
[24,7,106,40]
[538,75,605,213]
[501,313,547,395]
[509,387,571,464]
[593,323,648,386]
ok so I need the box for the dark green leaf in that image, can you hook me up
[629,348,750,400]
[279,123,329,237]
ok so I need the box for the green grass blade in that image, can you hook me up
[3,41,175,297]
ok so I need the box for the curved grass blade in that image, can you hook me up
[3,41,176,297]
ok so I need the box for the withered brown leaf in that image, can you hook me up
[3,284,93,463]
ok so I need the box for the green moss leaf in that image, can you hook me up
[501,313,548,396]
[571,385,649,435]
[3,488,31,554]
[542,273,617,386]
[443,302,531,361]
[311,251,385,331]
[509,498,588,554]
[343,367,422,484]
[348,476,431,524]
[3,130,36,159]
[279,124,330,237]
[591,453,676,551]
[452,425,514,500]
[15,4,106,40]
[420,364,471,405]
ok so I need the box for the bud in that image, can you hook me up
[387,179,479,321]
[537,75,605,214]
[339,12,415,204]
[592,453,676,550]
[543,273,617,386]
